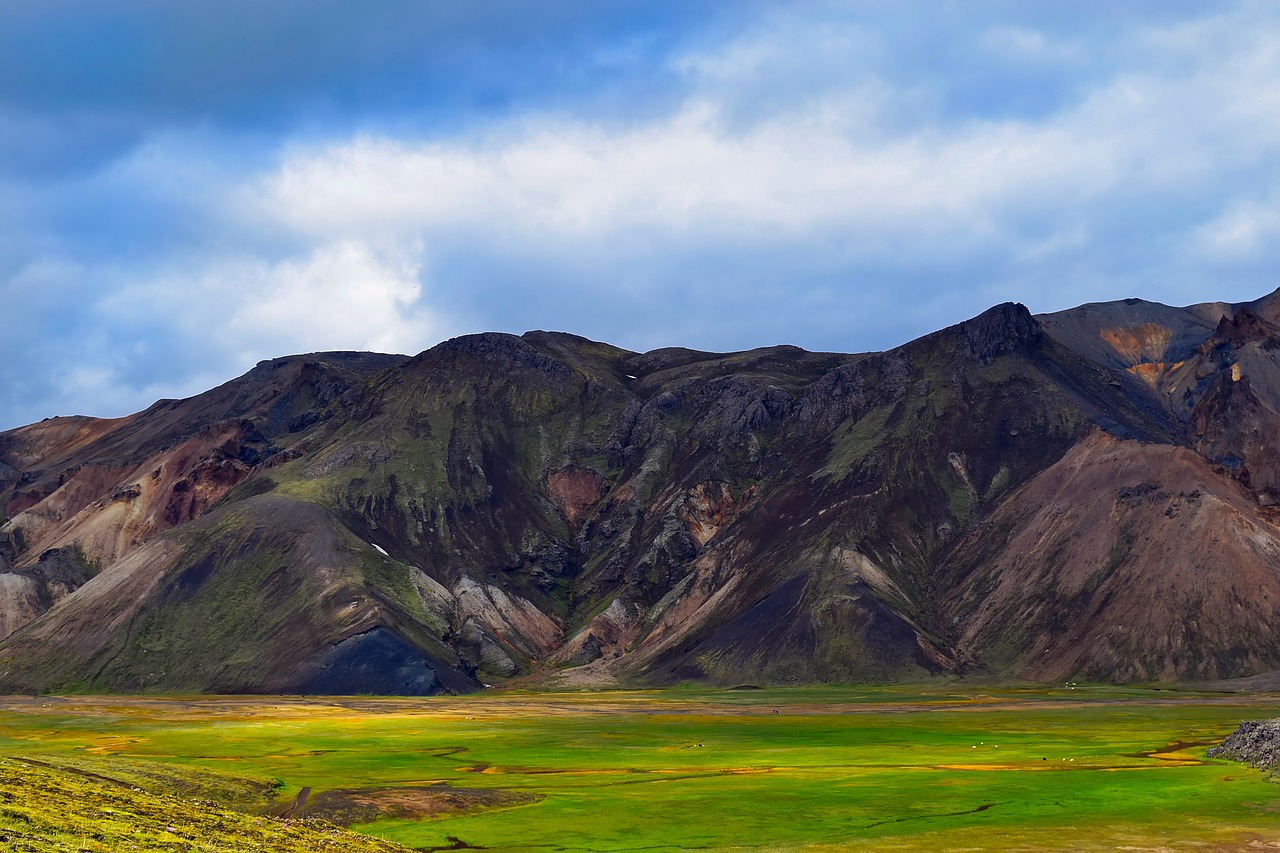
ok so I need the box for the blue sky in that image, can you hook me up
[4,1,1280,429]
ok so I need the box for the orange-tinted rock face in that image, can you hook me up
[1099,323,1174,365]
[1125,360,1184,386]
[681,482,739,548]
[545,466,607,531]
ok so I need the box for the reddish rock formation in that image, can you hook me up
[545,466,607,532]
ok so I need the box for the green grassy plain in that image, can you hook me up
[1,685,1279,851]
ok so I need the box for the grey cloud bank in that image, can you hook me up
[3,2,1280,430]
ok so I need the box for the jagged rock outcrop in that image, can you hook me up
[1209,720,1280,772]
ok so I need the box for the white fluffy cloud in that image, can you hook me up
[240,1,1280,317]
[103,240,442,361]
[256,103,1079,242]
[224,240,437,356]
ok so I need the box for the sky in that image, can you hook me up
[4,1,1280,429]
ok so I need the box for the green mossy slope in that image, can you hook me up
[0,756,407,853]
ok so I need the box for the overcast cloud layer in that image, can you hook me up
[4,1,1280,429]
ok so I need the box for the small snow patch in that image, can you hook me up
[370,543,389,557]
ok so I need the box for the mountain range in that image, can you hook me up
[5,290,1280,694]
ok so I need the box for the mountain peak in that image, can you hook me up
[7,290,1280,693]
[907,300,1040,365]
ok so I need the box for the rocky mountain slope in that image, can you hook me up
[4,291,1280,694]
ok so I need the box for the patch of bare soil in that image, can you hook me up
[278,785,312,817]
[299,784,543,826]
[1127,738,1216,765]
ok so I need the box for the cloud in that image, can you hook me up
[1195,198,1280,259]
[241,2,1280,309]
[981,26,1075,62]
[0,0,728,180]
[97,238,445,374]
[7,1,1280,429]
[255,99,1110,252]
[0,232,444,429]
[216,0,1280,359]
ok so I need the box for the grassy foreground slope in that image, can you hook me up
[0,755,408,852]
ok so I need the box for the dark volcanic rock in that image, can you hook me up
[1208,719,1280,772]
[934,301,1042,365]
[304,628,452,696]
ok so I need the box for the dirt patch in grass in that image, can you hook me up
[1127,738,1216,765]
[301,785,543,825]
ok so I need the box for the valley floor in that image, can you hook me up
[0,685,1278,851]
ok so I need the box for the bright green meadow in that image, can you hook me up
[1,685,1279,851]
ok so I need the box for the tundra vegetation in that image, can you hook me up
[1,685,1279,852]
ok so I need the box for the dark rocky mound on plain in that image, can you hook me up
[1208,719,1280,772]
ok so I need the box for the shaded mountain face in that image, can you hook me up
[4,292,1280,694]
